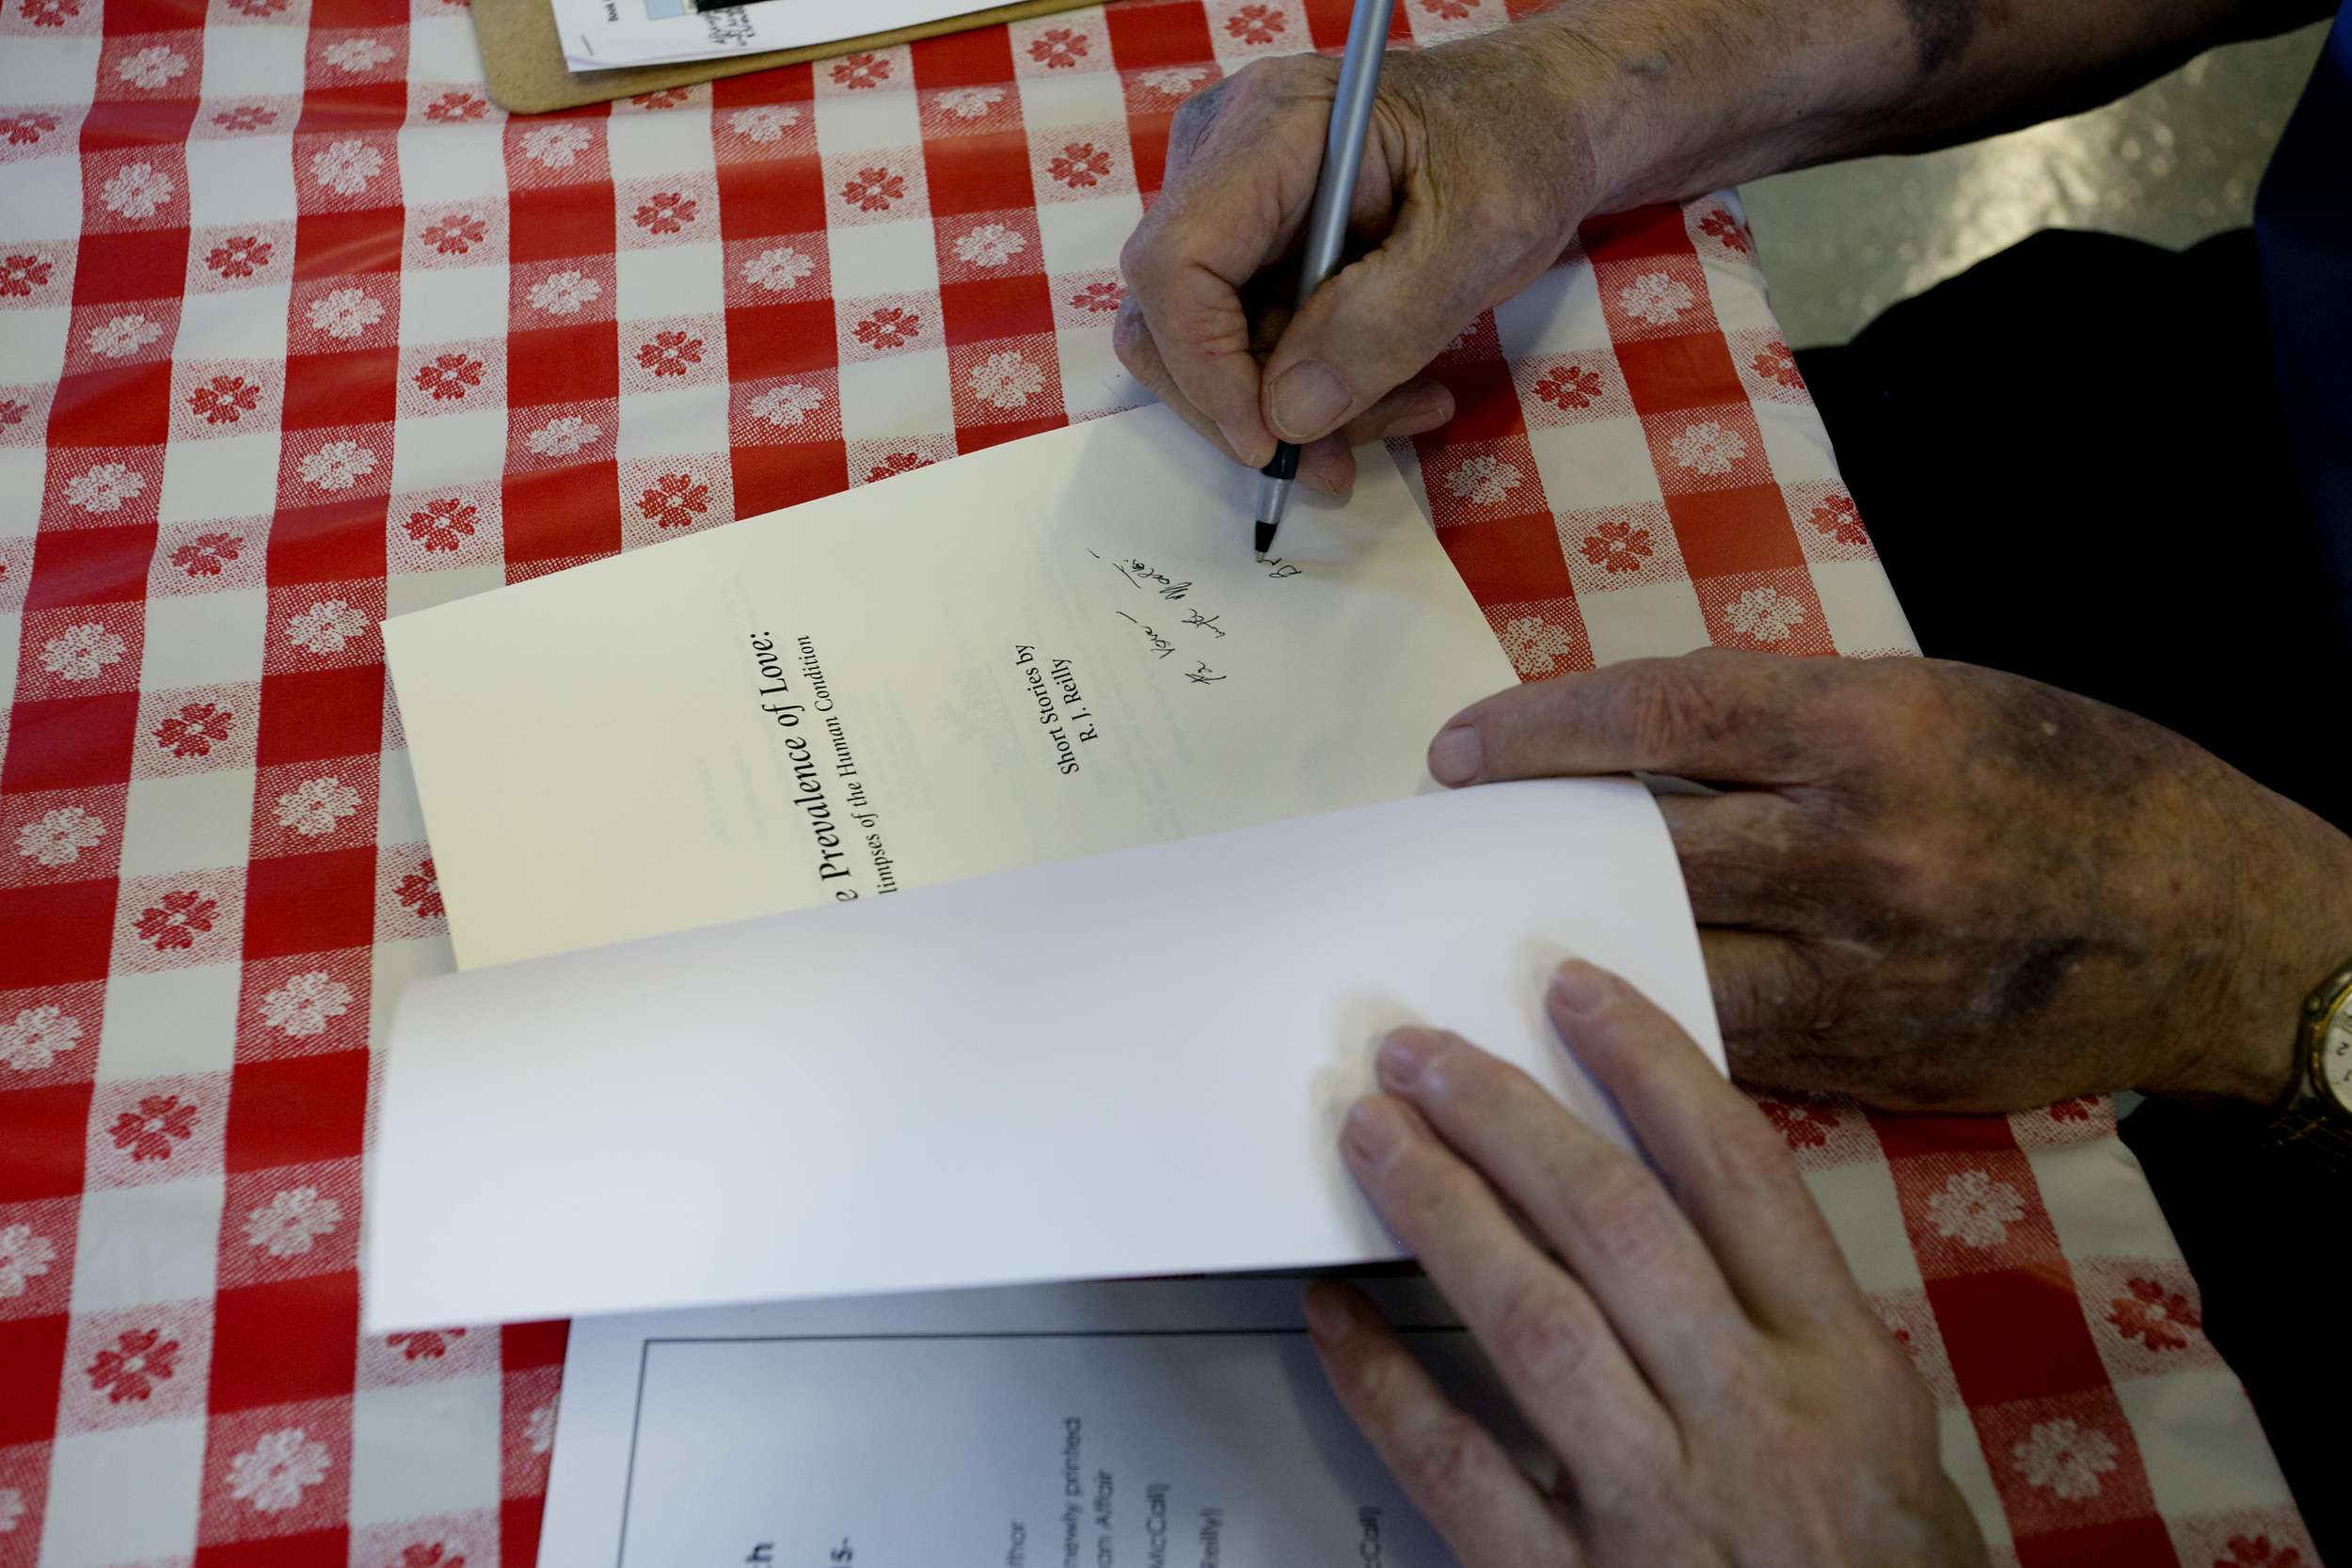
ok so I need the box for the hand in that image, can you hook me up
[1426,650,2352,1110]
[1308,962,1984,1567]
[1116,29,1601,496]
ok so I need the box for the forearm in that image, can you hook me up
[1511,0,2331,213]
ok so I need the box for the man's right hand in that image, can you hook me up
[1116,30,1605,497]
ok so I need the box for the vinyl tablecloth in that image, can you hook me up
[0,0,2320,1563]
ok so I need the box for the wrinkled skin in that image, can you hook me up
[1116,33,1598,496]
[1311,964,1986,1567]
[1428,650,2352,1111]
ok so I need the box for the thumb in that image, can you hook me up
[1260,192,1563,445]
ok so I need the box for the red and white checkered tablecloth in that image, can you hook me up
[0,0,2318,1562]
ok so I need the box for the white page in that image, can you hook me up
[540,1277,1530,1568]
[383,406,1518,972]
[366,778,1716,1332]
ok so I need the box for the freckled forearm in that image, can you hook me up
[1502,0,2330,214]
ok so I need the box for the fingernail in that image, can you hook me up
[1342,1096,1415,1166]
[1375,1027,1438,1091]
[1267,361,1350,442]
[1300,1280,1351,1342]
[1549,959,1613,1018]
[1428,723,1482,786]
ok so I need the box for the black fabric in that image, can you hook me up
[1798,226,2352,833]
[1796,228,2345,1565]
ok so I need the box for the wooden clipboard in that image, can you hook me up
[473,0,1103,115]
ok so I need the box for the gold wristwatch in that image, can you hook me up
[2274,956,2352,1169]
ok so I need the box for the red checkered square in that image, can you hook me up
[405,202,503,274]
[278,425,393,513]
[1030,125,1136,205]
[1104,0,1218,70]
[52,362,172,453]
[2163,1510,2321,1568]
[388,481,501,573]
[936,208,1042,286]
[1439,510,1576,604]
[0,1196,77,1323]
[505,122,614,209]
[111,865,245,972]
[268,500,389,589]
[724,298,834,384]
[823,147,930,230]
[501,459,621,565]
[409,82,495,128]
[1,783,126,889]
[921,125,1035,216]
[507,328,617,410]
[948,333,1063,429]
[1728,327,1810,406]
[713,101,818,169]
[1419,356,1525,444]
[241,847,376,958]
[87,1070,228,1189]
[1404,0,1506,44]
[246,670,374,772]
[373,844,444,942]
[250,755,377,862]
[58,1296,213,1433]
[0,981,102,1088]
[1,695,138,794]
[731,438,848,515]
[1684,195,1756,268]
[263,580,385,673]
[292,211,404,282]
[0,1084,93,1204]
[918,81,1021,141]
[1480,596,1593,681]
[0,1314,67,1444]
[236,951,369,1065]
[0,389,54,453]
[817,44,910,96]
[619,314,723,393]
[197,1395,354,1542]
[152,522,268,596]
[195,97,300,140]
[1693,566,1836,657]
[0,879,118,989]
[1661,484,1804,578]
[1594,253,1719,347]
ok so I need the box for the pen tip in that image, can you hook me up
[1256,551,1266,562]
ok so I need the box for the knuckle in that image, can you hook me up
[1488,1276,1597,1389]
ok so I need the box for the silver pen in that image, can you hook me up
[1254,0,1400,561]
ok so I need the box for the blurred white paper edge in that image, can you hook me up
[365,777,1718,1332]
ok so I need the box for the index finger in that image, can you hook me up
[1426,650,1839,790]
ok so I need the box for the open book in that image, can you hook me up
[368,405,1717,1330]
